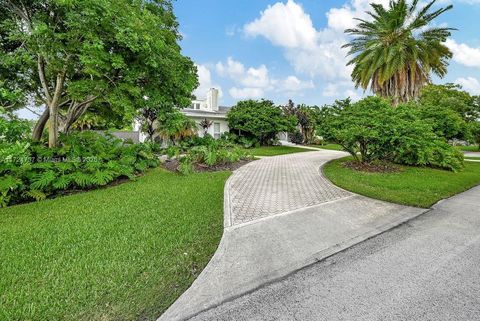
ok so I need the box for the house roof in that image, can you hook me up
[181,106,230,119]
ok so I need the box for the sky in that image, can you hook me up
[174,0,480,107]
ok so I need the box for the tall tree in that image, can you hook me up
[344,0,454,104]
[0,0,198,147]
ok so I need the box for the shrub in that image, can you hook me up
[0,132,159,207]
[289,131,304,144]
[227,99,296,145]
[0,110,31,144]
[331,96,463,172]
[470,122,480,150]
[177,145,250,175]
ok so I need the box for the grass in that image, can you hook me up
[0,168,230,321]
[245,145,313,157]
[456,145,480,152]
[323,157,480,208]
[307,143,344,151]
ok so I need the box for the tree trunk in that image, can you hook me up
[32,108,49,141]
[48,72,66,148]
[48,103,59,147]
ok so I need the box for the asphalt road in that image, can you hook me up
[189,186,480,321]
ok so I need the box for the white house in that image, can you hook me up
[183,88,229,139]
[134,88,229,142]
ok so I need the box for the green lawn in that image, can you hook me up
[246,146,313,157]
[457,145,480,152]
[307,143,344,151]
[0,168,230,321]
[323,157,480,208]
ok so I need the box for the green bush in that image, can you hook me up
[0,110,31,144]
[227,99,296,145]
[0,132,159,207]
[331,96,464,172]
[289,131,304,144]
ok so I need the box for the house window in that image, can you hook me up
[213,122,221,139]
[195,103,201,109]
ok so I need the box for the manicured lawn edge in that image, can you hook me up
[323,157,480,208]
[0,168,230,321]
[306,143,343,151]
[245,146,314,157]
[457,145,480,152]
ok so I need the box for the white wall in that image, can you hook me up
[191,88,219,112]
[193,118,229,138]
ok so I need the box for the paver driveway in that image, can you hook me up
[226,153,351,226]
[159,150,427,321]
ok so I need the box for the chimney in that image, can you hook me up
[207,88,219,111]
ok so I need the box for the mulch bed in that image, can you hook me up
[343,160,402,173]
[162,159,253,173]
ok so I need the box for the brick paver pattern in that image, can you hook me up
[227,152,352,225]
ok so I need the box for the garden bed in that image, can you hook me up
[162,158,252,173]
[342,160,402,173]
[244,146,313,157]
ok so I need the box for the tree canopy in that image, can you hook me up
[227,100,296,145]
[0,0,198,147]
[344,0,454,104]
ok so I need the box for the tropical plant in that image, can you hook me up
[0,132,159,207]
[177,145,250,175]
[137,102,176,142]
[0,109,31,144]
[469,122,480,150]
[316,98,351,143]
[289,131,304,144]
[0,0,198,147]
[156,110,197,145]
[199,118,213,136]
[331,96,463,171]
[344,0,454,104]
[227,99,296,145]
[420,84,480,122]
[296,105,318,143]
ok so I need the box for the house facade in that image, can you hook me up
[133,88,229,142]
[182,88,229,139]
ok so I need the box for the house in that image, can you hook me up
[133,88,229,142]
[183,88,229,139]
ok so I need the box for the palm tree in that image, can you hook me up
[157,111,197,145]
[344,0,454,104]
[199,118,213,136]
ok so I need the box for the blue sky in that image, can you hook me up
[174,0,480,107]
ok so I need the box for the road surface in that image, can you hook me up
[189,185,480,321]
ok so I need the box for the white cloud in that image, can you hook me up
[216,57,245,79]
[326,0,389,32]
[275,76,314,92]
[242,65,271,88]
[216,57,312,100]
[437,0,480,5]
[194,64,223,99]
[322,81,364,101]
[229,87,264,100]
[344,89,362,102]
[244,0,317,49]
[445,39,480,68]
[243,0,391,90]
[456,77,480,94]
